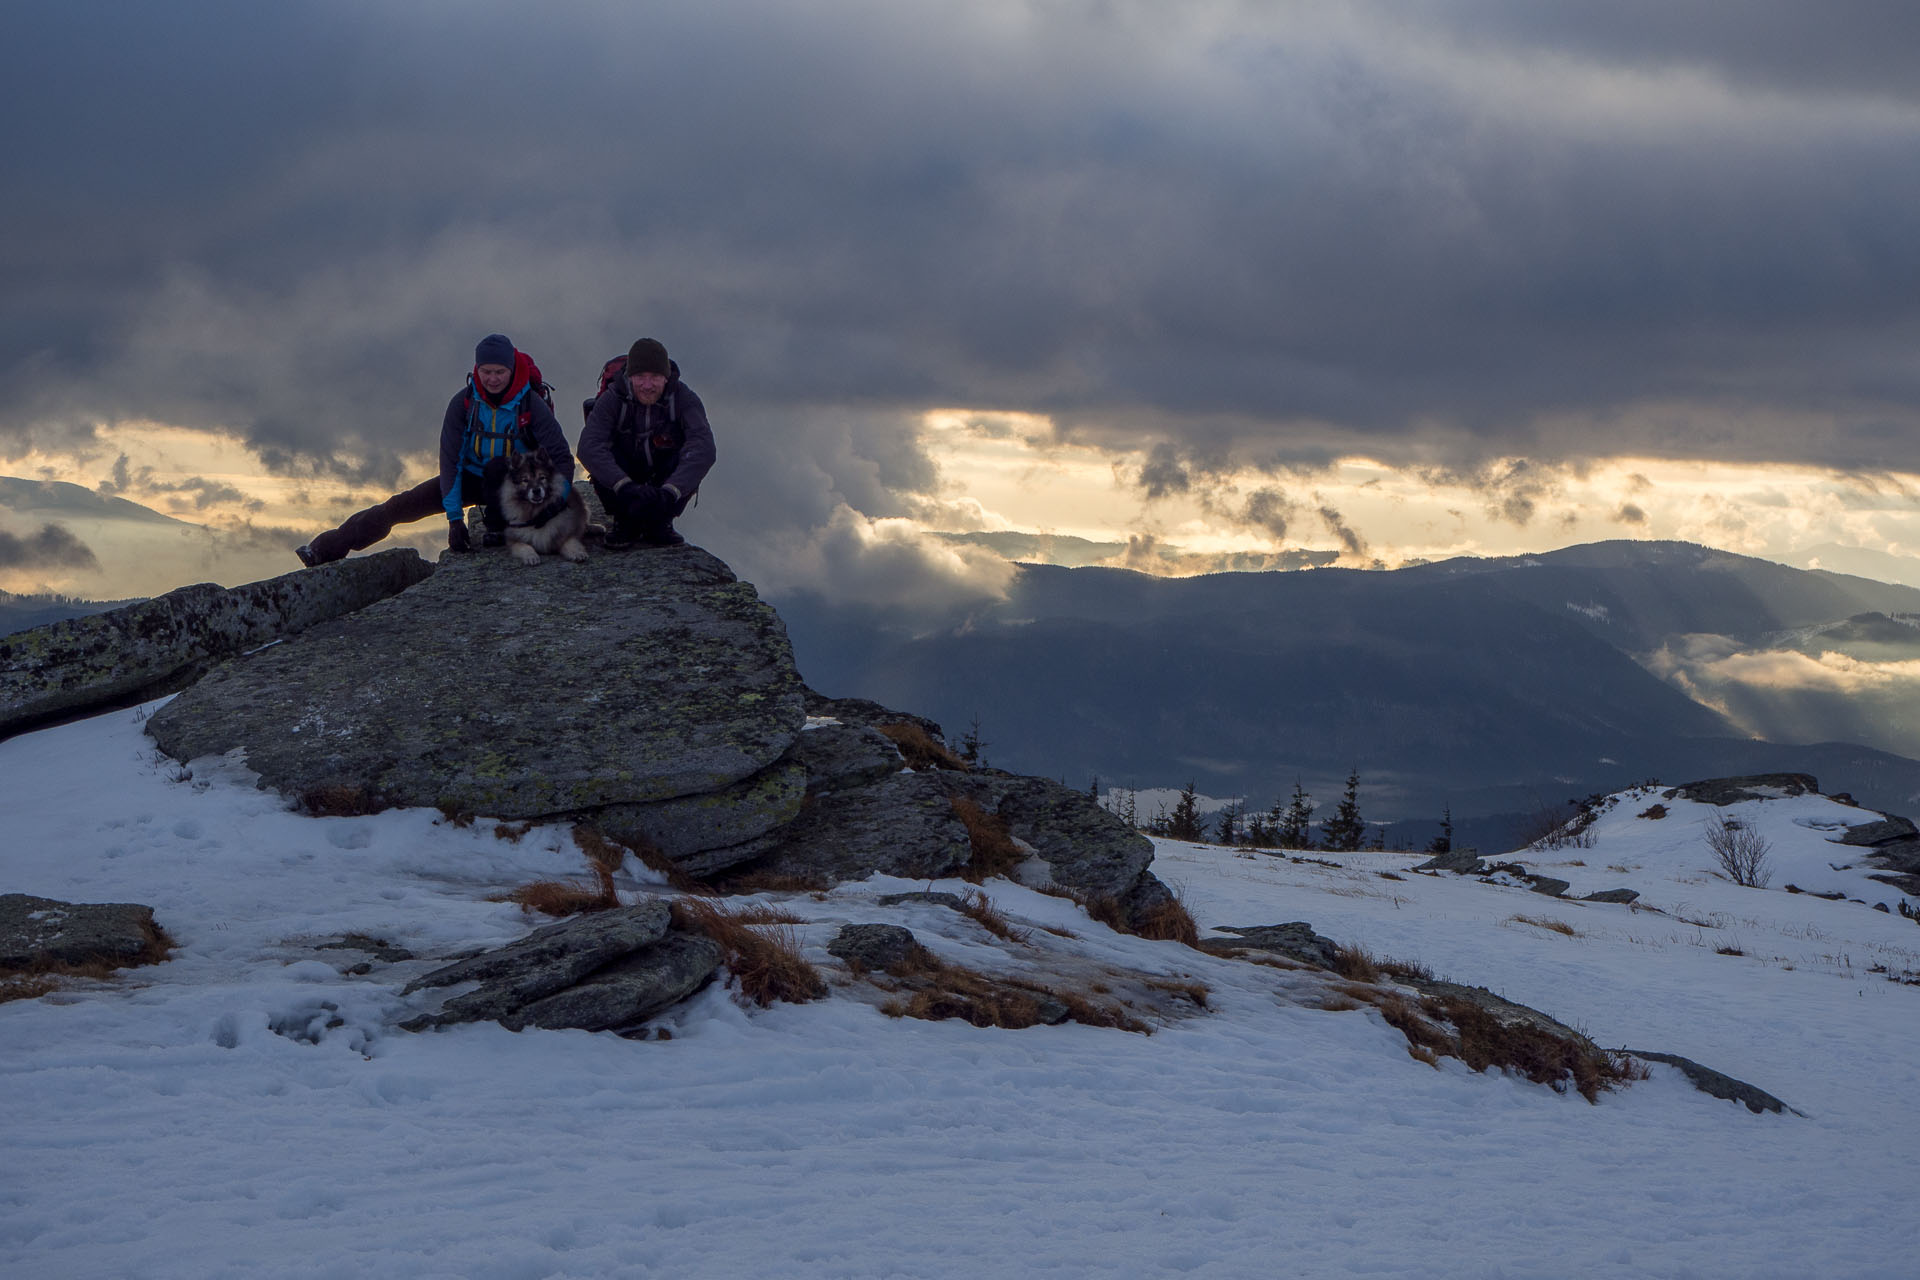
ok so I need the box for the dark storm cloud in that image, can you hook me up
[98,455,262,512]
[7,0,1920,593]
[0,523,99,571]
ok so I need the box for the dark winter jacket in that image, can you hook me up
[577,361,715,502]
[437,352,576,521]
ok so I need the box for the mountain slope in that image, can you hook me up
[786,541,1920,820]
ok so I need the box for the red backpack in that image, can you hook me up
[583,354,629,424]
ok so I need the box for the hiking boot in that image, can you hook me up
[603,525,640,550]
[481,530,505,548]
[294,543,320,568]
[640,524,686,548]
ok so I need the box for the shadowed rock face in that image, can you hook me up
[148,546,807,819]
[0,549,433,740]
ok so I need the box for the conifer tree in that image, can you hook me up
[1319,768,1366,852]
[1166,781,1205,841]
[1426,805,1454,855]
[1279,778,1315,848]
[1213,800,1242,846]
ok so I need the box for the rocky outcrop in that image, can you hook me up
[0,894,168,971]
[1621,1049,1805,1116]
[0,549,433,740]
[146,543,1175,926]
[1209,916,1796,1114]
[400,900,722,1033]
[1668,774,1819,806]
[150,547,806,841]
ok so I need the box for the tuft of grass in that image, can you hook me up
[1330,942,1382,983]
[1509,914,1580,937]
[576,824,707,894]
[1133,893,1202,946]
[877,722,966,771]
[492,821,536,843]
[672,898,827,1007]
[436,804,475,828]
[498,879,616,917]
[950,797,1024,881]
[956,889,1030,943]
[302,783,381,817]
[1716,943,1746,956]
[1423,994,1638,1102]
[1378,956,1435,984]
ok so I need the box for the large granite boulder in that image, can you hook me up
[149,546,806,821]
[0,550,432,740]
[140,542,1176,927]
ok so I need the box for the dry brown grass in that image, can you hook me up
[673,898,827,1007]
[1509,914,1580,937]
[950,797,1024,882]
[492,821,537,843]
[575,824,708,895]
[0,921,176,1004]
[877,956,1150,1034]
[1423,994,1638,1102]
[1132,894,1201,946]
[878,722,966,771]
[500,880,611,916]
[956,890,1030,944]
[1330,942,1382,983]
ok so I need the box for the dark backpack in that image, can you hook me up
[583,354,629,424]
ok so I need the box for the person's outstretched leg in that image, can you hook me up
[299,477,444,565]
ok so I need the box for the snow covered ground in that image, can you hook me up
[4,703,1917,1279]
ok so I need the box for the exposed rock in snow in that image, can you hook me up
[0,548,432,739]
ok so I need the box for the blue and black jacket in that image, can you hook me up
[436,352,576,521]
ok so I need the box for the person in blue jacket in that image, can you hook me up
[296,334,576,565]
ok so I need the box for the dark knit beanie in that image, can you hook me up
[474,333,516,369]
[626,338,670,378]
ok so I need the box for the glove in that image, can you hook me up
[447,521,472,553]
[618,484,668,525]
[529,498,570,528]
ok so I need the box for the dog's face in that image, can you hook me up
[505,450,555,507]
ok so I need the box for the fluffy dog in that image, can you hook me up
[495,449,590,564]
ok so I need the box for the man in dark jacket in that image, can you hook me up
[577,338,715,547]
[296,334,576,565]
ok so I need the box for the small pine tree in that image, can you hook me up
[1426,805,1454,855]
[1244,804,1277,848]
[1279,778,1314,849]
[1213,800,1242,846]
[1166,781,1206,842]
[1319,768,1366,852]
[959,716,988,767]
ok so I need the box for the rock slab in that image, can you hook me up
[149,546,806,820]
[0,894,163,969]
[1,549,432,740]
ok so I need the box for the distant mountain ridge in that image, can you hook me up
[782,540,1920,826]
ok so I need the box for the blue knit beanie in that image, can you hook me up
[474,333,516,369]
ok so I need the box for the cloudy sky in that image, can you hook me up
[5,0,1920,605]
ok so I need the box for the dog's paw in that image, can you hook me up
[510,543,541,565]
[561,539,588,563]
